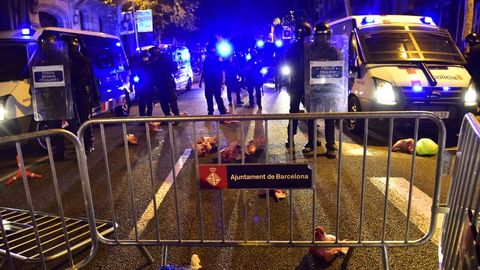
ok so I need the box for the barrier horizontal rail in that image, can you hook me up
[78,111,447,269]
[0,129,98,270]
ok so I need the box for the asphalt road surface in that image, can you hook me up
[0,84,454,269]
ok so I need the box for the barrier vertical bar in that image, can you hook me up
[265,119,271,242]
[100,124,119,242]
[358,119,369,242]
[46,137,74,267]
[405,118,419,242]
[193,122,205,242]
[168,122,182,242]
[16,143,47,270]
[336,118,344,242]
[145,123,161,242]
[381,118,394,242]
[122,123,138,241]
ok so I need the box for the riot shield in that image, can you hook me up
[30,40,73,121]
[304,35,348,113]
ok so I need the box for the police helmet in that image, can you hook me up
[141,50,150,62]
[294,21,312,40]
[69,38,81,53]
[465,32,480,46]
[314,22,332,36]
[39,35,57,49]
[149,46,160,57]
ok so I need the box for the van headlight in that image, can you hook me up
[374,78,396,105]
[465,83,477,106]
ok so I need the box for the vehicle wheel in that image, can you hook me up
[185,78,193,91]
[115,93,131,117]
[347,96,364,135]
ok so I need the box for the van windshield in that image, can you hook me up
[0,43,29,81]
[358,27,464,64]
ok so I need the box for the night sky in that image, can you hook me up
[197,0,294,41]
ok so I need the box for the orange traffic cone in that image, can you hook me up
[5,156,42,186]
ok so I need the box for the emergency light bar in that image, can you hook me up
[362,16,375,25]
[21,28,32,36]
[256,40,265,48]
[420,17,433,24]
[275,40,283,48]
[217,40,233,58]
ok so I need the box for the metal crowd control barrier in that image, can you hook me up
[440,113,480,269]
[0,129,99,270]
[78,111,447,269]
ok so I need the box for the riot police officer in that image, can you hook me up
[150,47,180,117]
[32,35,71,160]
[132,50,155,117]
[305,22,342,158]
[244,49,263,109]
[224,55,243,106]
[284,21,312,149]
[199,40,228,115]
[68,37,95,153]
[464,32,480,107]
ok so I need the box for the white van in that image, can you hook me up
[0,27,133,138]
[329,15,477,134]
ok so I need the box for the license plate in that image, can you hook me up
[432,111,450,119]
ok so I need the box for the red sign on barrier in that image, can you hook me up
[199,164,312,190]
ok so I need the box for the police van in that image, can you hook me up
[329,15,477,134]
[0,27,133,138]
[161,45,194,91]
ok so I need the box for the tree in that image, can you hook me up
[104,0,199,37]
[462,0,474,40]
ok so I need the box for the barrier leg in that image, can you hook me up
[0,256,5,268]
[381,245,390,270]
[161,245,168,266]
[340,247,355,270]
[138,246,154,265]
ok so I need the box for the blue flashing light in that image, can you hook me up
[442,86,450,91]
[362,16,375,25]
[260,67,268,75]
[413,85,423,92]
[245,53,252,61]
[115,41,121,47]
[275,40,283,48]
[21,28,31,36]
[420,17,433,24]
[256,40,265,48]
[217,40,233,58]
[133,75,140,83]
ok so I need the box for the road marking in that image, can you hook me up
[0,156,49,183]
[369,177,443,244]
[130,149,191,238]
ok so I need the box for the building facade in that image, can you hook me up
[1,0,118,35]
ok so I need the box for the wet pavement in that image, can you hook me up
[0,84,451,269]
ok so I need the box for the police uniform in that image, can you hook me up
[224,56,243,106]
[69,39,94,152]
[153,52,180,116]
[284,22,312,148]
[465,33,480,107]
[304,22,342,158]
[244,54,263,109]
[31,35,72,159]
[132,52,155,117]
[200,49,227,115]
